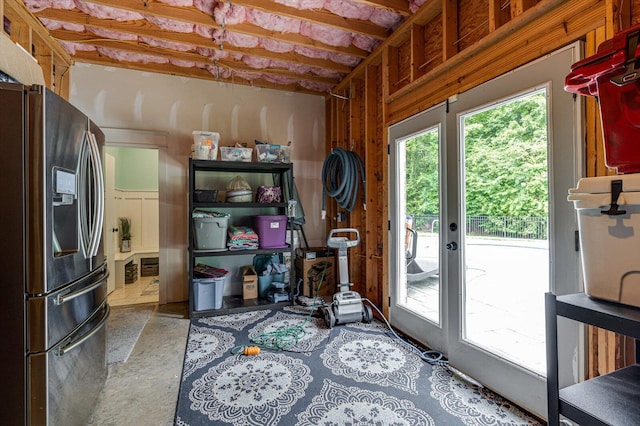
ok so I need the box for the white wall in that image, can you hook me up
[69,63,326,303]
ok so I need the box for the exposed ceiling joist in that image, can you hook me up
[24,0,417,94]
[36,7,369,59]
[50,28,340,85]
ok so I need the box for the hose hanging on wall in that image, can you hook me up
[321,147,366,215]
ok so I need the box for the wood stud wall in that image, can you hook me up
[2,0,73,99]
[327,0,640,376]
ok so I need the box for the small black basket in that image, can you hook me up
[194,189,218,203]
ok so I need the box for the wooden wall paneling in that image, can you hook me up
[383,45,399,98]
[442,0,458,60]
[489,0,511,32]
[397,41,412,91]
[457,0,488,52]
[510,0,539,18]
[606,0,631,35]
[3,1,30,51]
[421,16,444,75]
[410,24,426,82]
[364,63,383,308]
[387,0,605,125]
[634,0,640,24]
[52,54,71,99]
[348,77,365,295]
[586,1,635,380]
[31,33,52,88]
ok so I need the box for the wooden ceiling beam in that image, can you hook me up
[35,6,368,59]
[35,9,352,73]
[50,28,339,85]
[230,0,389,39]
[86,0,387,39]
[71,49,321,95]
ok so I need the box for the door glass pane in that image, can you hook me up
[461,89,549,375]
[400,127,441,324]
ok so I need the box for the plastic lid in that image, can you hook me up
[568,174,640,194]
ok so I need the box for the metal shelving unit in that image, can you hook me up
[188,158,295,319]
[546,292,640,425]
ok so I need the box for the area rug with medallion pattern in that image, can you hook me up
[175,305,542,425]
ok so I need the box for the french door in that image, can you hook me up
[389,44,583,418]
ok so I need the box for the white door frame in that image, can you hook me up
[102,128,169,304]
[388,43,584,419]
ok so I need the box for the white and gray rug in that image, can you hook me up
[175,307,542,425]
[106,304,155,364]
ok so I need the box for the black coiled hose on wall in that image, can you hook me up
[321,148,366,213]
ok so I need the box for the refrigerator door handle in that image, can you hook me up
[78,132,91,259]
[54,270,109,306]
[87,131,104,258]
[55,303,110,357]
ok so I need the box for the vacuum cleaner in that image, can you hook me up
[320,228,373,328]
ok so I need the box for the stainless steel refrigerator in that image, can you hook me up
[0,82,110,425]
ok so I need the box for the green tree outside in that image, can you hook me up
[405,90,548,238]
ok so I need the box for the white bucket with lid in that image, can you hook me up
[568,174,640,308]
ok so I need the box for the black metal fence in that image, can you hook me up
[409,214,547,240]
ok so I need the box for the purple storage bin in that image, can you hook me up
[254,215,288,248]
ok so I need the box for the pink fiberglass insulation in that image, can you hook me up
[74,1,144,20]
[352,34,379,52]
[194,25,214,39]
[324,0,373,21]
[89,27,138,41]
[299,80,333,92]
[330,52,361,67]
[260,39,294,53]
[308,67,343,79]
[262,74,298,85]
[245,9,301,33]
[371,8,403,29]
[232,70,258,81]
[145,15,195,33]
[410,0,428,13]
[208,65,233,79]
[242,56,272,69]
[97,47,169,64]
[214,3,247,26]
[294,46,330,60]
[139,37,195,52]
[300,22,352,47]
[24,0,75,13]
[39,17,84,32]
[194,0,215,15]
[215,30,261,48]
[59,41,96,55]
[169,59,198,68]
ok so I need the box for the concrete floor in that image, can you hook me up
[88,302,190,425]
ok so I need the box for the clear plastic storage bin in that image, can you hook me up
[255,144,291,163]
[220,147,253,162]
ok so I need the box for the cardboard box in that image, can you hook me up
[294,247,335,299]
[242,266,258,300]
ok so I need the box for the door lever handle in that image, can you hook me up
[446,242,458,251]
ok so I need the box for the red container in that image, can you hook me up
[565,24,640,174]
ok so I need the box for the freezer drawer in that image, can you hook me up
[28,302,109,425]
[28,265,108,352]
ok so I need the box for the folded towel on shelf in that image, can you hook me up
[227,225,259,250]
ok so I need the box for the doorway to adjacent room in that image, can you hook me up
[104,145,160,307]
